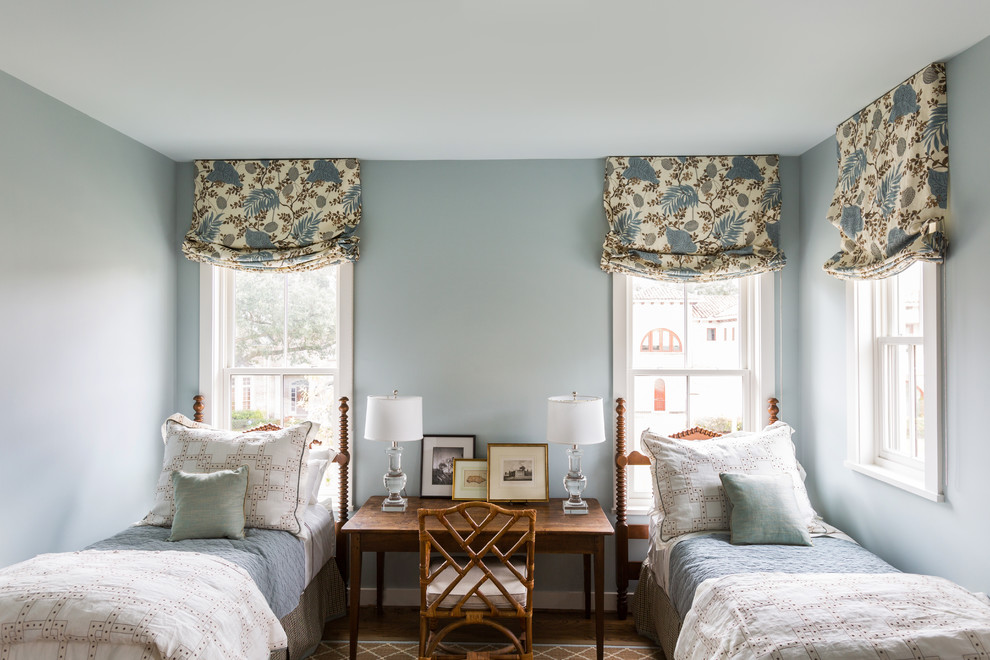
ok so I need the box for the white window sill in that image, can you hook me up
[612,502,654,518]
[845,460,944,502]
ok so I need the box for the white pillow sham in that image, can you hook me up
[303,458,330,504]
[642,421,825,541]
[143,414,311,534]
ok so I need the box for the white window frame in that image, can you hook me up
[845,262,944,502]
[198,262,354,506]
[199,263,354,427]
[612,272,776,514]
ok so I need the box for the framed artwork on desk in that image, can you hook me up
[452,459,488,500]
[421,435,475,497]
[486,443,549,502]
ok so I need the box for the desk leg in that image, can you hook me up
[376,552,385,615]
[348,534,362,660]
[583,554,591,619]
[594,538,604,660]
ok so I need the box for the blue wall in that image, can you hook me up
[0,71,178,567]
[796,36,990,593]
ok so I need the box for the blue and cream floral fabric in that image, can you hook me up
[601,155,785,282]
[183,159,361,272]
[823,63,948,280]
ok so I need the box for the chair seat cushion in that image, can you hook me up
[427,559,528,610]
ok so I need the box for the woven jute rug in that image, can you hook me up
[311,641,663,659]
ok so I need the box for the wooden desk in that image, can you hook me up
[342,496,614,660]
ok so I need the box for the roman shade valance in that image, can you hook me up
[183,158,361,272]
[601,155,785,282]
[822,63,948,280]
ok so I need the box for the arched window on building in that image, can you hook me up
[640,328,682,353]
[654,378,666,411]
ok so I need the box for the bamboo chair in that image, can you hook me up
[418,502,536,660]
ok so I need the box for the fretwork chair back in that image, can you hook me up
[418,501,536,660]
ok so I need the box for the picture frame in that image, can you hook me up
[486,443,549,503]
[420,435,476,498]
[452,459,489,501]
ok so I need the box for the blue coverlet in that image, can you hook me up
[668,533,899,618]
[86,525,306,618]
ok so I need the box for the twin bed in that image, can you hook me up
[613,397,990,660]
[0,397,352,660]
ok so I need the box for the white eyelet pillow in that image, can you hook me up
[642,421,825,541]
[142,414,311,534]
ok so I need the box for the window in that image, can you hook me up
[200,263,353,507]
[846,261,943,501]
[640,328,682,353]
[613,273,776,512]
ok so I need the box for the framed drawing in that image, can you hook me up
[486,443,549,502]
[421,435,475,497]
[452,459,488,500]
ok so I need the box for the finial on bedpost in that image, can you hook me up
[614,397,630,620]
[768,397,779,425]
[193,395,205,423]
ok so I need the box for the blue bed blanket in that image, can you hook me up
[668,532,899,618]
[86,524,306,618]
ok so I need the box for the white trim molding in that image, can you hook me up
[845,262,944,502]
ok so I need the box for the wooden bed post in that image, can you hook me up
[337,396,350,525]
[768,397,779,424]
[336,396,351,584]
[614,397,630,620]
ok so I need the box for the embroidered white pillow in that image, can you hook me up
[143,414,311,533]
[642,421,824,541]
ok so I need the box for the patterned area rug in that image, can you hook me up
[311,641,663,659]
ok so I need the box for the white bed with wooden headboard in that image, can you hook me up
[0,397,354,660]
[612,397,990,660]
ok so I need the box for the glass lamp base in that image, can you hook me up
[562,444,589,514]
[562,498,589,514]
[381,442,407,513]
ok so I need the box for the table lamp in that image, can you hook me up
[365,390,423,512]
[547,393,605,514]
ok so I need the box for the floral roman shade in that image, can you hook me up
[822,63,948,280]
[183,159,361,272]
[601,155,785,282]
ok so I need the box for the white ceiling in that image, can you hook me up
[2,0,989,161]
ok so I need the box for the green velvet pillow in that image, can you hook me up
[719,472,813,546]
[168,466,248,542]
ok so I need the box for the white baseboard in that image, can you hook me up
[359,588,618,611]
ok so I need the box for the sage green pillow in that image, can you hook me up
[719,472,813,546]
[168,466,248,542]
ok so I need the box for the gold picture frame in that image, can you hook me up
[452,459,488,500]
[486,443,549,502]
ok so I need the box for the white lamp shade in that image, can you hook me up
[365,394,423,442]
[547,395,606,446]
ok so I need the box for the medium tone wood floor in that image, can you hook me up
[323,606,658,647]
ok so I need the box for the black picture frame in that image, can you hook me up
[420,435,476,497]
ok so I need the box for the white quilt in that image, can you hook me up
[676,572,990,660]
[0,550,287,660]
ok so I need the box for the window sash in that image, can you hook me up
[876,338,924,469]
[612,272,775,512]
